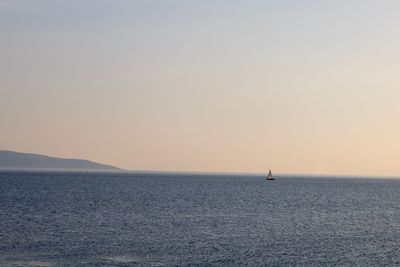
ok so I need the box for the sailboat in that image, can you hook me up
[266,169,275,180]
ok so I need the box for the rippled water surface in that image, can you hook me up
[2,172,400,266]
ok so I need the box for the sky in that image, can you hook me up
[1,0,400,176]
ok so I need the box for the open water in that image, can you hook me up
[1,172,400,266]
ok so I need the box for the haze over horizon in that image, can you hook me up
[2,1,400,176]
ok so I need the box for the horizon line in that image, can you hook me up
[1,167,399,179]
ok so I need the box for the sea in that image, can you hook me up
[1,171,400,266]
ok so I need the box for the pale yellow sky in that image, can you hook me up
[1,1,400,175]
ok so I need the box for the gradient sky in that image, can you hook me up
[1,0,400,175]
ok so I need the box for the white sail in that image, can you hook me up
[266,169,274,180]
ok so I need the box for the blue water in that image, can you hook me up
[1,172,400,266]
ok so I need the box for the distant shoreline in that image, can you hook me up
[0,150,121,171]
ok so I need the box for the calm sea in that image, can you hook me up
[1,172,400,266]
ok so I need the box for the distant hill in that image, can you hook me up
[0,150,121,171]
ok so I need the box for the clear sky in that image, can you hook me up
[1,0,400,175]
